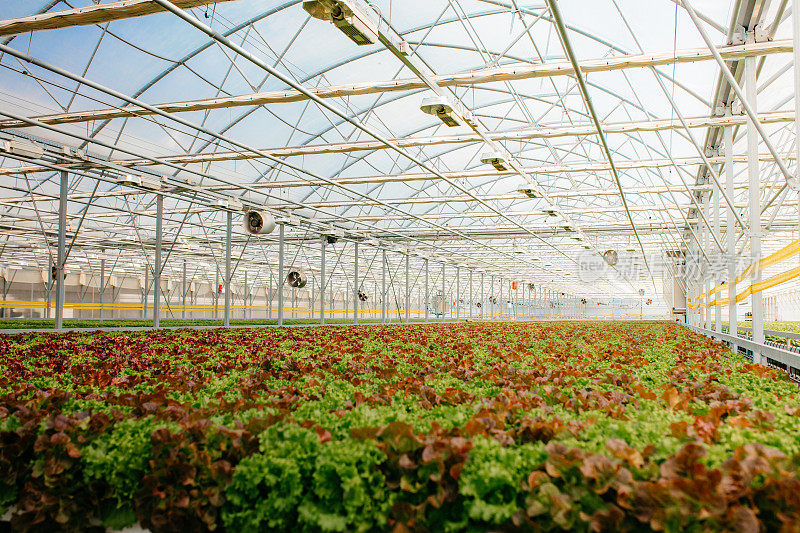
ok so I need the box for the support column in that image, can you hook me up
[182,259,187,320]
[244,270,248,320]
[500,277,504,320]
[490,275,494,320]
[278,223,284,327]
[456,267,460,321]
[381,249,386,324]
[480,272,484,320]
[746,40,764,363]
[224,209,232,327]
[703,190,710,330]
[144,268,149,320]
[214,269,218,320]
[154,193,162,329]
[55,171,67,330]
[405,252,410,323]
[714,161,722,333]
[795,0,800,288]
[441,263,445,321]
[425,258,429,323]
[320,238,326,326]
[99,258,105,320]
[354,242,359,325]
[469,270,473,320]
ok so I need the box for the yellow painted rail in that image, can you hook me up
[690,239,799,309]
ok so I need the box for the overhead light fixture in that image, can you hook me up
[518,188,540,199]
[420,96,460,127]
[543,209,558,217]
[303,0,379,46]
[0,140,44,159]
[480,152,508,171]
[116,174,142,187]
[115,174,160,190]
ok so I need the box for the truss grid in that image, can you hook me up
[0,0,796,326]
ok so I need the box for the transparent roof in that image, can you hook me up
[0,0,796,301]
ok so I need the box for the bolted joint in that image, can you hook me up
[753,24,771,43]
[729,25,746,45]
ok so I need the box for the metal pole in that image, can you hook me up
[214,269,218,320]
[703,190,710,330]
[469,270,473,320]
[425,258,429,323]
[500,277,504,320]
[224,209,231,326]
[441,262,445,321]
[278,223,284,326]
[182,259,186,320]
[795,0,800,275]
[244,270,248,320]
[144,268,149,320]
[480,272,484,320]
[405,252,410,323]
[154,193,162,329]
[714,159,722,333]
[320,238,326,326]
[681,0,797,189]
[381,249,386,324]
[456,267,460,321]
[46,265,52,320]
[490,275,494,320]
[354,242,359,325]
[745,44,763,363]
[55,171,67,330]
[99,258,104,320]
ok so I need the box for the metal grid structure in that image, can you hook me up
[0,0,798,330]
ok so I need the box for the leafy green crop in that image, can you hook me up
[1,321,800,532]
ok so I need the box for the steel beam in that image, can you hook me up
[5,40,788,129]
[405,252,410,323]
[320,238,325,326]
[682,0,798,189]
[278,222,284,326]
[154,193,162,329]
[354,242,359,325]
[55,170,67,331]
[0,0,234,37]
[224,210,231,327]
[381,249,386,324]
[746,46,764,363]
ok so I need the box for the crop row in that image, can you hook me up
[1,321,799,532]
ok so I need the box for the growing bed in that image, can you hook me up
[1,321,799,532]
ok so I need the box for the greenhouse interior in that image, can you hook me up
[2,0,800,531]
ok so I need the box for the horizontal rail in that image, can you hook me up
[687,324,800,370]
[0,0,234,37]
[0,39,789,129]
[735,326,800,341]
